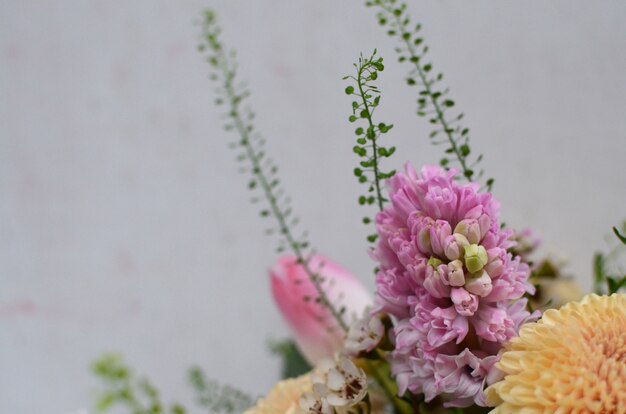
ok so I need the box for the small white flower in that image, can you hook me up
[311,356,368,409]
[344,310,384,356]
[299,391,333,414]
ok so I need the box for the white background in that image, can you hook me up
[1,1,625,413]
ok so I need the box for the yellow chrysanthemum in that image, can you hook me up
[486,293,626,413]
[244,374,312,414]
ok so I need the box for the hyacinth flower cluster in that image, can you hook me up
[373,164,537,407]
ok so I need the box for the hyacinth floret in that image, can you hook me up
[373,164,536,407]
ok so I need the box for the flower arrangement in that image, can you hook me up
[91,1,626,413]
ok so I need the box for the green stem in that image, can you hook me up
[356,63,385,212]
[365,351,414,414]
[215,42,349,332]
[386,5,471,181]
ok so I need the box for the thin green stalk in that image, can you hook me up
[387,6,470,179]
[365,357,413,414]
[202,11,348,332]
[345,51,395,245]
[367,0,493,189]
[356,66,384,212]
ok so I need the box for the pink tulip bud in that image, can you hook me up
[270,255,371,365]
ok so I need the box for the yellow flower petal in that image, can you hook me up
[244,374,312,414]
[486,293,626,413]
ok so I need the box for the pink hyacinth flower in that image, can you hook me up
[270,255,371,365]
[373,164,537,407]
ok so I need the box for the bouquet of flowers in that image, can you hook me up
[92,1,626,413]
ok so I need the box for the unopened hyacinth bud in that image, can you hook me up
[451,287,479,316]
[455,219,482,244]
[443,236,460,261]
[427,256,443,268]
[417,219,434,254]
[464,270,493,297]
[478,214,491,238]
[464,244,488,274]
[430,220,452,257]
[447,260,465,287]
[425,258,450,298]
[445,233,470,261]
[484,249,505,278]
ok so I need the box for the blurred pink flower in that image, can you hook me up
[270,255,371,364]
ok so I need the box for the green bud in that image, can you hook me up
[464,244,488,274]
[427,256,443,269]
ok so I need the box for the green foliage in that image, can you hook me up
[188,367,255,413]
[268,339,312,379]
[198,10,348,331]
[365,0,493,191]
[613,226,626,245]
[593,222,626,295]
[344,50,396,244]
[91,354,186,414]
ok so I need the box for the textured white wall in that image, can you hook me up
[1,1,625,412]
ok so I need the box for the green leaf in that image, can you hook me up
[593,253,605,294]
[613,226,626,245]
[269,339,312,379]
[486,178,495,190]
[607,275,626,294]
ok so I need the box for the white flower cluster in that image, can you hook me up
[299,356,368,414]
[344,310,384,356]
